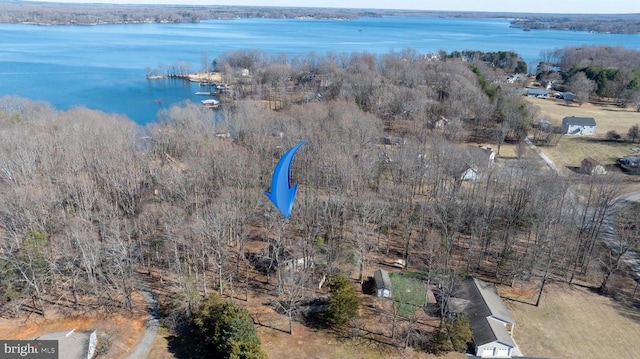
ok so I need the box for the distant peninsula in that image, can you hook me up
[1,1,640,34]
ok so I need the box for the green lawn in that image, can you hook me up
[389,272,427,318]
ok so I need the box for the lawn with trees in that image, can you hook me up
[0,43,639,358]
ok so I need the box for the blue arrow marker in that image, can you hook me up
[264,141,306,218]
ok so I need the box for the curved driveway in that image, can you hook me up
[525,138,640,280]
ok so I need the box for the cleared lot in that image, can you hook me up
[503,282,640,359]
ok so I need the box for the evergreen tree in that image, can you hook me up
[429,316,472,355]
[194,293,267,359]
[326,274,359,326]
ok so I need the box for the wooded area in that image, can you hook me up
[511,14,640,34]
[1,46,639,356]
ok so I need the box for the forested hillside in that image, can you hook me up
[0,49,627,355]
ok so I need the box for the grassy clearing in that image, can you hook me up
[526,97,640,135]
[504,282,640,359]
[389,272,427,318]
[527,97,640,167]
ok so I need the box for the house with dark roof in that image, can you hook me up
[562,116,596,135]
[525,89,548,98]
[464,278,521,358]
[620,155,640,174]
[374,269,393,298]
[36,329,97,359]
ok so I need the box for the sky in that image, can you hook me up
[21,1,640,14]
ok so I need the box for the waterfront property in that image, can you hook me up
[201,98,220,108]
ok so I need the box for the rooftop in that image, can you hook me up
[562,116,596,126]
[374,269,392,291]
[464,278,515,346]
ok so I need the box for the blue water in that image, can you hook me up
[2,17,640,124]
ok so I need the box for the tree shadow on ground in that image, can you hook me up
[361,277,376,295]
[166,331,207,359]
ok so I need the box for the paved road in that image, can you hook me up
[525,137,640,281]
[599,192,640,280]
[127,288,160,359]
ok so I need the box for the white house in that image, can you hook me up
[465,278,520,358]
[460,167,479,181]
[458,145,495,182]
[374,269,393,298]
[562,116,596,135]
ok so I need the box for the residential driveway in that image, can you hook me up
[599,192,640,279]
[127,289,160,359]
[524,138,565,176]
[525,137,640,281]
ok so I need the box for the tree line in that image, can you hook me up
[538,45,640,107]
[3,2,640,35]
[0,47,631,355]
[511,14,640,34]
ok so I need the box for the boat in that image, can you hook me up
[201,99,220,108]
[195,91,213,96]
[199,82,212,86]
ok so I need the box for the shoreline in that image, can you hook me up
[145,72,222,83]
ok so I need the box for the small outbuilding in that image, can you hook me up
[374,269,393,298]
[581,157,607,175]
[562,116,596,135]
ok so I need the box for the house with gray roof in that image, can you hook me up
[620,155,640,174]
[525,88,548,98]
[464,278,521,358]
[36,329,97,359]
[374,269,392,298]
[562,116,596,135]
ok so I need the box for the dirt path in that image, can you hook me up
[127,288,160,359]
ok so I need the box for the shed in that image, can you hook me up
[562,116,596,135]
[581,157,606,175]
[374,269,393,298]
[36,329,97,359]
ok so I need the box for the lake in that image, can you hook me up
[2,16,640,124]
